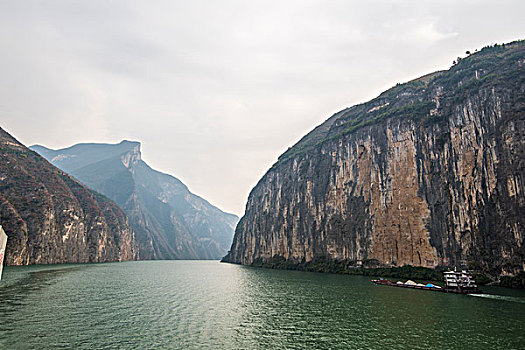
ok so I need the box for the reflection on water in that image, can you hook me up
[1,261,524,349]
[0,265,84,307]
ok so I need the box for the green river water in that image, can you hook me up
[1,261,524,349]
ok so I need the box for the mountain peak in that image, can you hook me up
[119,140,141,149]
[120,141,141,168]
[30,140,144,172]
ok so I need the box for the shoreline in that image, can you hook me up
[230,257,525,289]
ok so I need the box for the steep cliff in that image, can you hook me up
[224,41,525,277]
[32,141,238,260]
[0,128,137,265]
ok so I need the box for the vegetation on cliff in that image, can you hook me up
[251,256,442,280]
[246,256,511,286]
[277,41,525,164]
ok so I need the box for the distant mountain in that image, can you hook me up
[31,141,238,260]
[0,127,137,265]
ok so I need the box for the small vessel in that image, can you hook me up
[0,225,7,280]
[372,269,482,294]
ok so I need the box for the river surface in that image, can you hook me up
[1,261,524,349]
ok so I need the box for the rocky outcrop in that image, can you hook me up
[32,141,239,260]
[0,128,138,265]
[224,41,525,276]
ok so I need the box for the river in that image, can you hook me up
[1,261,524,349]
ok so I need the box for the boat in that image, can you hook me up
[442,269,482,294]
[372,269,482,294]
[0,225,7,280]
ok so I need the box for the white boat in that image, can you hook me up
[443,269,481,294]
[0,225,7,280]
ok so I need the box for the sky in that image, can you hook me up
[0,0,524,216]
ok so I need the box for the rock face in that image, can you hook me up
[0,128,137,265]
[32,141,238,260]
[224,41,525,276]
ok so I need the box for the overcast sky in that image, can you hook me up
[1,1,524,216]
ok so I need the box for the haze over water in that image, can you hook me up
[1,261,524,349]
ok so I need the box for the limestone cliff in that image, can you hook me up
[0,128,138,265]
[224,41,525,276]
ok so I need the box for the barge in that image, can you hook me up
[372,269,482,294]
